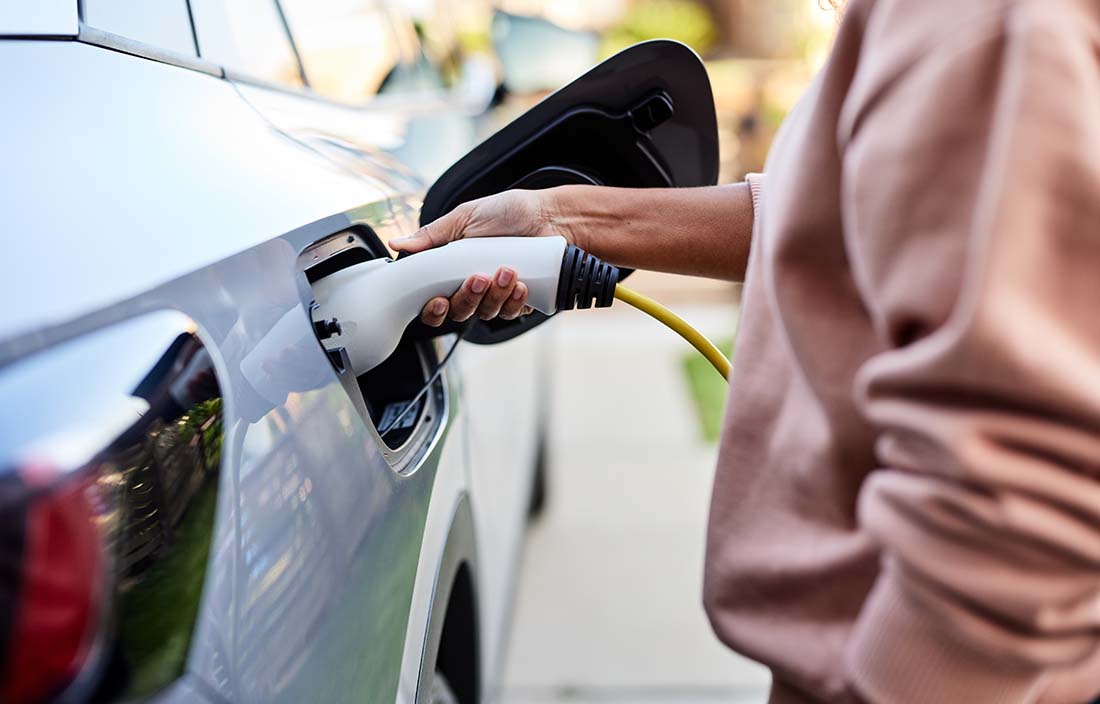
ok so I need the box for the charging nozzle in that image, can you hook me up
[311,236,620,374]
[310,233,729,383]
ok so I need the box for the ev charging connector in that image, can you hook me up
[311,234,729,380]
[311,236,620,374]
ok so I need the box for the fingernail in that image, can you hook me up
[432,299,447,315]
[511,286,525,301]
[497,268,515,287]
[471,276,489,294]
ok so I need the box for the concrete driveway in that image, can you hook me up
[502,273,771,703]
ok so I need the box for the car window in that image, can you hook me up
[82,0,197,56]
[189,0,304,87]
[279,0,440,103]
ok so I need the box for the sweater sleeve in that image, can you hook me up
[839,6,1100,703]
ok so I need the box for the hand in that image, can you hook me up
[390,189,573,327]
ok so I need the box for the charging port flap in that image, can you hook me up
[419,40,718,346]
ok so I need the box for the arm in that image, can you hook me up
[547,183,755,281]
[840,12,1100,703]
[390,182,756,326]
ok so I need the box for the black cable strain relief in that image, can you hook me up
[555,244,620,312]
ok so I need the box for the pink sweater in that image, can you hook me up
[703,1,1100,702]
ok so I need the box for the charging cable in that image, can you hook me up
[554,244,730,380]
[613,285,730,379]
[377,329,466,438]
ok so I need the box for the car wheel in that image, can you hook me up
[429,672,460,704]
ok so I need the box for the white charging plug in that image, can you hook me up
[311,236,569,373]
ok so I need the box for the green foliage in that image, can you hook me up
[681,339,733,442]
[118,481,218,696]
[602,0,718,57]
[119,397,223,695]
[179,397,223,469]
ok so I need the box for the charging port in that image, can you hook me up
[299,228,444,460]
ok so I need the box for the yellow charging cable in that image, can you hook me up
[613,285,730,380]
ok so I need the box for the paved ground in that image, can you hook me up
[501,273,771,703]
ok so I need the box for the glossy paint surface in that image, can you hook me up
[137,234,454,703]
[0,312,223,701]
[0,41,379,343]
[0,31,542,704]
[0,39,459,704]
[0,230,455,702]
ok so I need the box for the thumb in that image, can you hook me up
[390,206,468,253]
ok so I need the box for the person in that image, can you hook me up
[389,0,1100,700]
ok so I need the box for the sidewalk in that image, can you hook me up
[502,274,770,703]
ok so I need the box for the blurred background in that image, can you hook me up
[432,0,838,181]
[455,2,841,702]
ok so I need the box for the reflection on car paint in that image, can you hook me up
[0,311,223,703]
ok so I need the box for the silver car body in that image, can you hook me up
[1,4,541,702]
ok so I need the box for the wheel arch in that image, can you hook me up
[416,495,480,704]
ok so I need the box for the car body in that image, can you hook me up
[0,3,717,702]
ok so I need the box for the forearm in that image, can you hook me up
[546,183,754,281]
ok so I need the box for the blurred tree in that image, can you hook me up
[601,0,717,57]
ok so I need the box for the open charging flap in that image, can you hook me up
[414,39,720,344]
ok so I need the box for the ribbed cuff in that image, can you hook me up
[845,576,1046,703]
[746,173,765,221]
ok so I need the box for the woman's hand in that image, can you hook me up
[388,182,755,327]
[390,189,573,327]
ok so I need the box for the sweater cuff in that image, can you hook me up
[845,575,1046,703]
[745,173,765,221]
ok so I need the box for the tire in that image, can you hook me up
[429,672,459,704]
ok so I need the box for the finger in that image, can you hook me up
[499,282,529,320]
[447,273,491,322]
[476,267,518,320]
[420,297,449,327]
[521,305,535,316]
[390,203,470,253]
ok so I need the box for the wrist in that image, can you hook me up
[540,185,594,252]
